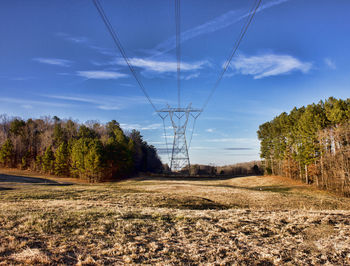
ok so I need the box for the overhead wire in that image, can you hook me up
[93,0,175,162]
[174,0,199,154]
[187,0,261,155]
[201,0,262,111]
[175,0,181,108]
[93,0,261,166]
[188,113,200,151]
[160,114,171,161]
[92,0,158,112]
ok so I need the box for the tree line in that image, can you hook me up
[0,115,163,182]
[257,97,350,196]
[187,161,263,176]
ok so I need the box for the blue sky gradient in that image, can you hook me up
[1,0,349,165]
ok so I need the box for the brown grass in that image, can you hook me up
[1,170,350,264]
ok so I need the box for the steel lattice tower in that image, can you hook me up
[93,0,261,172]
[158,104,201,172]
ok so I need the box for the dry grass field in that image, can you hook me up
[1,168,350,265]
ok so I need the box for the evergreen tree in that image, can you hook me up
[0,116,163,182]
[0,139,14,167]
[71,138,90,178]
[54,142,69,176]
[129,130,145,172]
[85,139,104,182]
[105,121,133,177]
[258,96,350,194]
[42,145,55,174]
[53,123,67,147]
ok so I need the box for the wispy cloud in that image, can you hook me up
[206,128,214,133]
[0,97,70,109]
[120,123,162,131]
[9,76,35,81]
[207,137,259,147]
[57,32,115,56]
[324,58,336,69]
[115,58,209,73]
[182,72,200,80]
[76,70,128,80]
[155,148,172,155]
[152,0,289,55]
[224,147,253,150]
[120,83,135,87]
[43,94,166,111]
[202,116,237,122]
[56,32,88,44]
[66,36,88,44]
[230,53,312,79]
[33,57,73,67]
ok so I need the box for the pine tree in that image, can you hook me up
[85,139,104,182]
[54,142,69,176]
[0,139,14,167]
[42,145,55,174]
[71,138,89,178]
[105,121,133,177]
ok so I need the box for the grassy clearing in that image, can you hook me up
[1,170,350,264]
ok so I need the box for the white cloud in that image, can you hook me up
[324,58,336,69]
[153,0,289,54]
[116,58,209,73]
[76,71,128,79]
[0,97,70,108]
[230,54,312,79]
[57,32,117,56]
[67,36,88,43]
[183,72,200,80]
[148,141,165,145]
[207,137,259,147]
[8,76,34,81]
[120,123,162,131]
[190,146,215,151]
[206,128,214,133]
[33,58,72,67]
[56,32,87,43]
[161,133,173,139]
[120,83,135,87]
[21,105,33,109]
[43,94,166,111]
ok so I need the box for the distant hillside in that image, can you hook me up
[188,161,263,176]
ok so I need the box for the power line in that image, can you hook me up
[188,112,201,151]
[160,113,171,161]
[93,0,261,170]
[201,0,262,111]
[92,0,158,112]
[175,0,181,108]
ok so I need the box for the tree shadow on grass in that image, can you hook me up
[0,174,73,186]
[0,187,13,191]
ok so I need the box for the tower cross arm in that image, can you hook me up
[157,107,202,113]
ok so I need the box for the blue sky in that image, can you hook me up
[1,0,349,166]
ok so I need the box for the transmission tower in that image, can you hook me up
[93,0,261,172]
[158,105,201,172]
